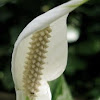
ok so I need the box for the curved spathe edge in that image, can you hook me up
[14,0,88,47]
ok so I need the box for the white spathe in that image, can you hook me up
[11,0,88,100]
[43,15,68,81]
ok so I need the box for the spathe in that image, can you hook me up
[11,0,88,100]
[14,0,88,46]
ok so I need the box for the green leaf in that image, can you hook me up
[49,75,73,100]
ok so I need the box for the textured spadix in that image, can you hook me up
[11,0,88,100]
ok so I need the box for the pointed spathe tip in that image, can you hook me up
[62,0,89,13]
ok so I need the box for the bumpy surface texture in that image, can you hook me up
[23,27,52,99]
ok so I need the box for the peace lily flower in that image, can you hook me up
[11,0,88,100]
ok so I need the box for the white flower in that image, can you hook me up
[11,0,88,100]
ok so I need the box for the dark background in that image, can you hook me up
[0,0,100,100]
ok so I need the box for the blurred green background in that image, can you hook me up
[0,0,100,100]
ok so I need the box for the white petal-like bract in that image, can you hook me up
[11,0,88,100]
